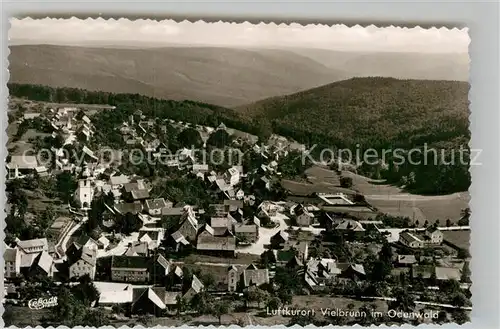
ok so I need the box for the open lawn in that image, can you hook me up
[442,230,470,251]
[3,305,51,327]
[179,253,260,265]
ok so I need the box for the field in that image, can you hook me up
[282,166,469,225]
[282,165,356,196]
[442,230,470,250]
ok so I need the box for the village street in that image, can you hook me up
[236,213,289,255]
[97,232,140,258]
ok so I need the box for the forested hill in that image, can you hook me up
[8,80,471,195]
[8,83,247,128]
[237,77,470,150]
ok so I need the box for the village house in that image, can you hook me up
[124,241,149,257]
[130,287,167,315]
[4,248,21,279]
[114,202,144,215]
[69,246,97,280]
[224,199,244,212]
[166,231,190,253]
[395,254,418,267]
[225,167,241,186]
[293,204,314,227]
[234,223,259,244]
[16,238,48,255]
[270,230,289,249]
[227,264,270,292]
[138,229,163,250]
[145,198,172,216]
[196,224,236,257]
[6,155,39,180]
[399,231,425,249]
[183,274,205,299]
[172,206,199,242]
[424,227,444,244]
[22,251,55,278]
[304,258,342,289]
[111,255,150,283]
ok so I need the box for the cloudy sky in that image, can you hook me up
[9,18,469,53]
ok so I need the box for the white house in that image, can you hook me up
[425,227,444,244]
[225,167,240,186]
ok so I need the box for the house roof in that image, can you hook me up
[335,219,365,231]
[132,288,166,310]
[155,254,171,271]
[162,207,184,216]
[211,217,232,228]
[397,255,417,264]
[272,230,289,241]
[75,235,98,249]
[17,238,48,252]
[35,251,53,274]
[235,224,258,234]
[111,255,150,269]
[197,233,236,251]
[190,274,204,294]
[131,189,150,200]
[400,231,423,243]
[124,241,149,256]
[114,202,143,215]
[170,231,190,245]
[145,198,167,210]
[76,246,97,266]
[139,230,160,242]
[110,174,130,186]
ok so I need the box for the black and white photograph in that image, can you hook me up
[4,18,471,327]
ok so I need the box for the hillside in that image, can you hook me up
[290,49,469,82]
[237,77,470,149]
[8,45,344,107]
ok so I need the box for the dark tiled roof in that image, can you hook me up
[111,255,150,269]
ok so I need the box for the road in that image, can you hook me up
[365,192,470,202]
[236,213,289,255]
[377,226,470,243]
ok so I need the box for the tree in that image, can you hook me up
[451,309,470,324]
[175,295,187,315]
[390,288,415,312]
[84,308,110,327]
[339,176,353,188]
[458,207,470,226]
[213,300,231,325]
[207,129,232,148]
[266,296,281,310]
[246,287,270,309]
[178,128,203,148]
[71,274,100,306]
[56,172,77,204]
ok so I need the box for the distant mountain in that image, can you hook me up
[290,48,469,82]
[237,77,470,148]
[8,45,344,107]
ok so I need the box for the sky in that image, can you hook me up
[9,17,469,53]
